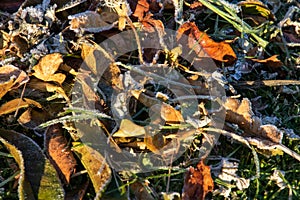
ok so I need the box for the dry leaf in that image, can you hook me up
[149,103,184,125]
[224,97,283,144]
[18,107,50,130]
[131,0,150,20]
[69,11,117,33]
[182,160,214,200]
[45,124,77,184]
[32,53,66,85]
[130,181,155,200]
[72,143,111,198]
[27,78,70,103]
[0,98,42,116]
[0,65,29,99]
[177,22,237,63]
[238,0,275,21]
[113,119,146,137]
[250,55,283,68]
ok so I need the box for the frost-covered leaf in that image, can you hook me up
[32,53,66,84]
[0,65,29,99]
[0,129,64,200]
[0,98,42,116]
[72,143,111,198]
[224,97,283,144]
[69,11,117,33]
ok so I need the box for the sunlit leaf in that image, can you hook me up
[0,129,64,200]
[113,119,146,137]
[224,97,283,144]
[32,53,66,85]
[0,98,42,116]
[250,55,283,68]
[0,65,29,99]
[72,143,111,198]
[177,22,237,63]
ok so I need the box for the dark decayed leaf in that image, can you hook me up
[0,129,64,200]
[45,124,77,184]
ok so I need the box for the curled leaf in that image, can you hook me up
[0,65,29,99]
[0,129,64,200]
[0,98,42,116]
[224,97,283,144]
[45,124,77,184]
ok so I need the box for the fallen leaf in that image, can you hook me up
[18,107,50,130]
[130,0,150,20]
[238,0,275,21]
[130,181,155,200]
[27,78,70,103]
[32,53,66,85]
[0,98,42,116]
[45,124,77,184]
[0,129,64,200]
[72,143,111,198]
[224,97,283,144]
[69,11,117,33]
[113,119,146,137]
[250,55,283,68]
[182,160,214,200]
[177,22,237,63]
[0,65,29,99]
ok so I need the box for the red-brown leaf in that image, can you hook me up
[177,22,236,63]
[45,124,77,184]
[182,160,214,200]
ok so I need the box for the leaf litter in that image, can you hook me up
[0,0,299,199]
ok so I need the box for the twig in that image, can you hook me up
[232,80,300,88]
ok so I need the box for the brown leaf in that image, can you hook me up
[0,98,42,116]
[250,55,283,68]
[113,119,146,137]
[27,78,70,103]
[32,53,66,84]
[18,107,50,130]
[130,0,150,20]
[182,160,214,200]
[0,65,29,99]
[224,97,282,143]
[130,181,155,200]
[69,11,115,33]
[45,124,77,184]
[177,22,237,63]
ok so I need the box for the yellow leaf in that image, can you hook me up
[113,119,146,137]
[0,98,42,116]
[32,53,65,84]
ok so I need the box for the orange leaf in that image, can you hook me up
[32,53,66,84]
[250,55,283,68]
[0,98,42,116]
[45,124,77,184]
[0,65,29,99]
[182,160,214,200]
[130,0,150,20]
[177,22,236,63]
